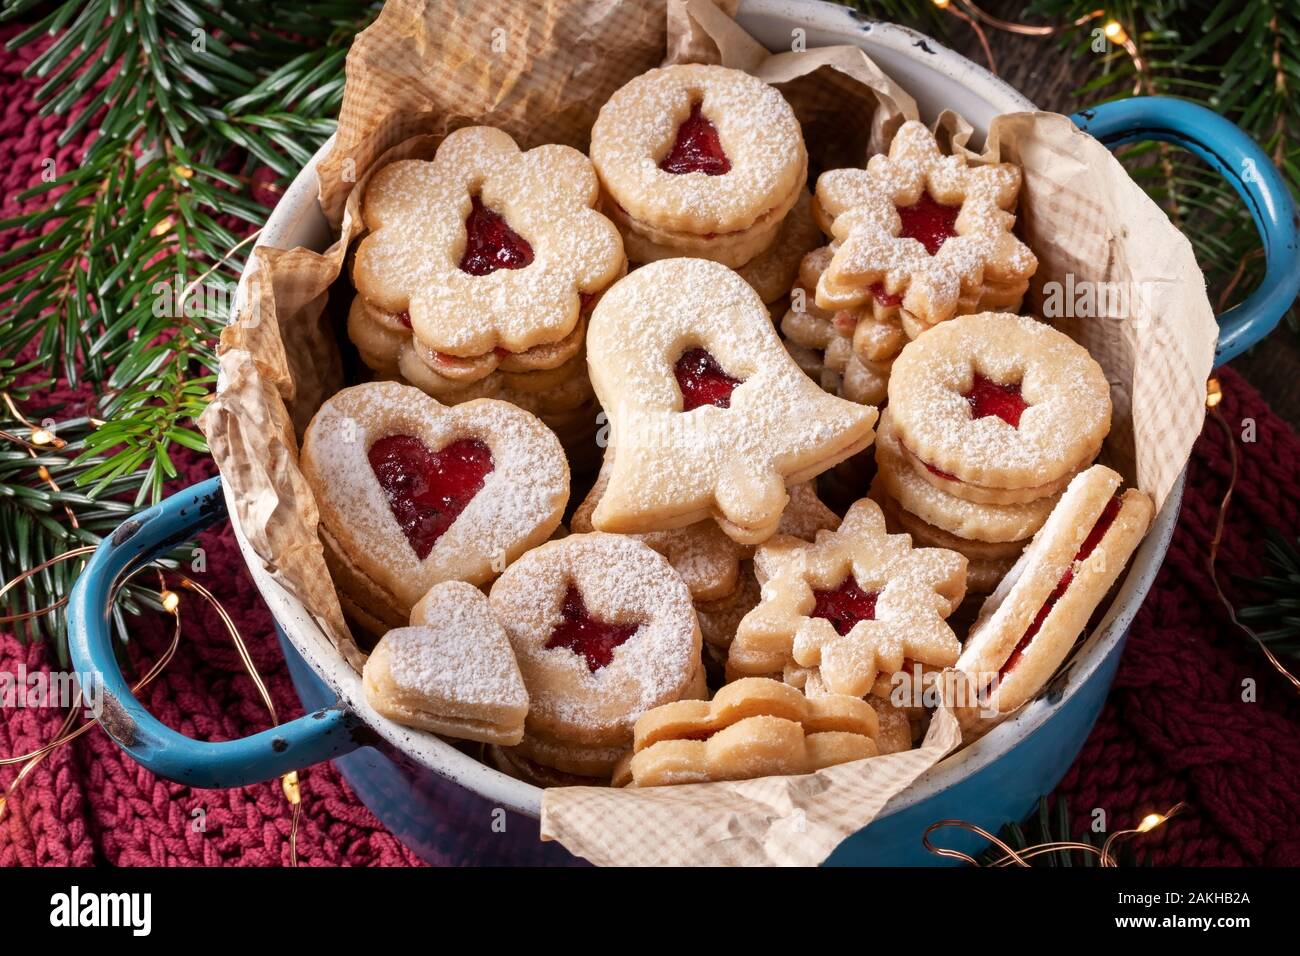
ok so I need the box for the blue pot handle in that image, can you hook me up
[1071,96,1300,364]
[66,476,366,788]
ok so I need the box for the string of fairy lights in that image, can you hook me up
[929,1,1146,92]
[0,3,1289,867]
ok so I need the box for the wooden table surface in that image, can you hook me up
[917,0,1300,426]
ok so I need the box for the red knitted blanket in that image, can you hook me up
[2,29,1298,868]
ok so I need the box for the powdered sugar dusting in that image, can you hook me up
[814,121,1036,325]
[590,65,807,234]
[586,259,875,532]
[489,533,701,740]
[386,583,527,714]
[300,381,569,608]
[887,312,1111,487]
[353,127,624,356]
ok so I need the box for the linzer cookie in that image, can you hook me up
[364,581,528,745]
[487,532,704,784]
[814,120,1037,336]
[586,258,876,545]
[625,677,878,786]
[956,465,1153,718]
[874,408,1054,544]
[300,382,569,633]
[728,498,966,696]
[590,65,808,268]
[353,126,623,358]
[887,312,1111,495]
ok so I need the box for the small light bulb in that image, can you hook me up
[1206,377,1223,408]
[160,590,180,613]
[1104,20,1128,44]
[282,770,301,805]
[30,428,54,445]
[933,0,951,8]
[1137,813,1164,833]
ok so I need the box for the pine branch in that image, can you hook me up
[977,796,1147,866]
[0,1,381,648]
[1236,529,1300,659]
[1027,0,1300,332]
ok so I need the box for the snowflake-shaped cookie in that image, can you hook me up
[814,121,1037,330]
[353,126,625,357]
[730,498,967,697]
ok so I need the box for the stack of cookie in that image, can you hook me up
[780,120,1038,410]
[780,245,903,407]
[299,381,570,636]
[590,64,809,273]
[485,533,707,787]
[346,125,627,471]
[870,312,1113,595]
[724,497,967,754]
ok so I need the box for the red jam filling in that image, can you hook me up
[395,310,412,329]
[924,459,960,482]
[811,577,880,637]
[459,195,534,276]
[997,495,1122,680]
[544,585,640,672]
[965,372,1028,428]
[869,283,903,307]
[368,435,494,560]
[659,102,731,176]
[897,191,960,256]
[674,347,744,411]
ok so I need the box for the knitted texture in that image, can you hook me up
[2,26,1299,867]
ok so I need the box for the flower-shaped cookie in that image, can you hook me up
[353,126,625,357]
[586,259,877,546]
[300,382,569,631]
[729,498,967,697]
[814,121,1037,331]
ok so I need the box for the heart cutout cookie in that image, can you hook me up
[364,581,529,745]
[301,382,570,626]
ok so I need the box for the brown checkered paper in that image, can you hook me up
[198,0,1217,865]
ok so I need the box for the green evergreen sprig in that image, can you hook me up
[0,0,381,642]
[1237,529,1300,660]
[1028,0,1300,327]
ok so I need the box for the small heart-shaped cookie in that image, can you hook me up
[364,581,529,745]
[301,381,569,632]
